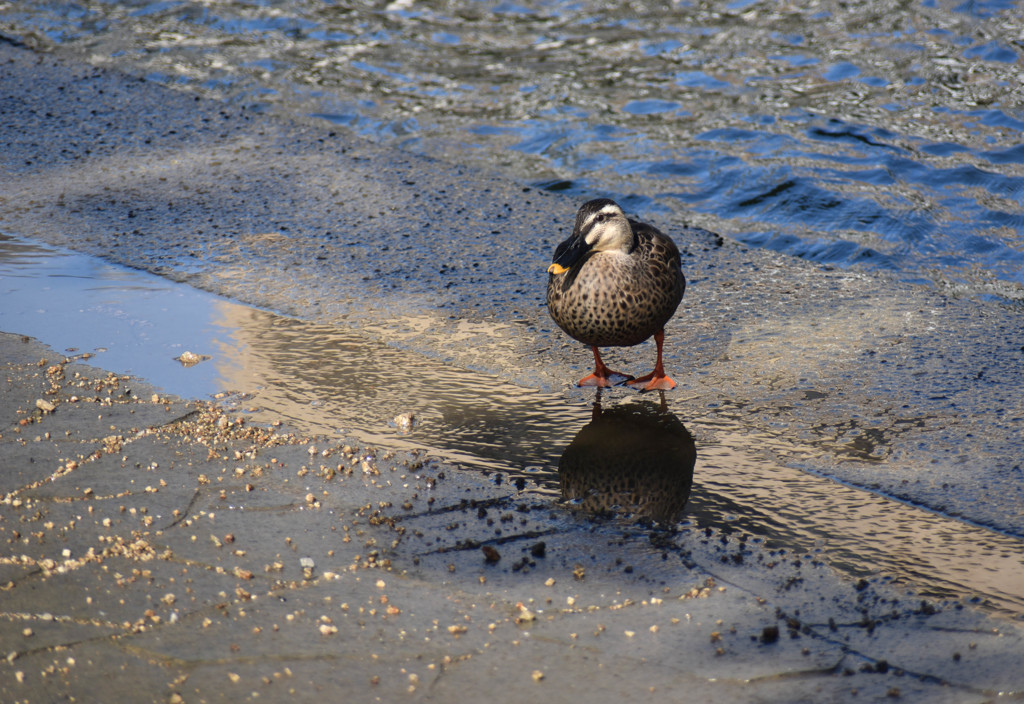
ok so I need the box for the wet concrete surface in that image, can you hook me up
[3,332,1022,703]
[5,232,1024,621]
[1,40,1022,543]
[2,39,1024,702]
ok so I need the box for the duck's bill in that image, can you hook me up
[548,235,588,274]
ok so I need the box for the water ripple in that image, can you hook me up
[2,1,1023,293]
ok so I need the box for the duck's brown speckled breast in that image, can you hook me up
[546,227,685,348]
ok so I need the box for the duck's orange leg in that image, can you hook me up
[577,346,634,387]
[627,330,677,391]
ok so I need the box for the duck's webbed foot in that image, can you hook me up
[577,346,634,387]
[626,372,676,391]
[625,329,676,392]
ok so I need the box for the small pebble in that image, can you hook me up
[176,351,208,367]
[515,604,536,623]
[393,412,416,433]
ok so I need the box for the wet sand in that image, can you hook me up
[1,39,1023,702]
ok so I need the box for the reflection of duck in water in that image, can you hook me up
[546,198,686,390]
[559,393,696,524]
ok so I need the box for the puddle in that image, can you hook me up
[2,232,1023,618]
[0,234,234,400]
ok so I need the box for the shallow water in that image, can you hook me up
[3,234,1023,618]
[0,234,231,396]
[2,0,1024,296]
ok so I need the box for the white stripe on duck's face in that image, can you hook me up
[582,203,633,253]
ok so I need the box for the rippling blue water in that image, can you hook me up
[2,0,1023,295]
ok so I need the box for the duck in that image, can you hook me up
[546,198,685,391]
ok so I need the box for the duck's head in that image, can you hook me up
[547,199,634,275]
